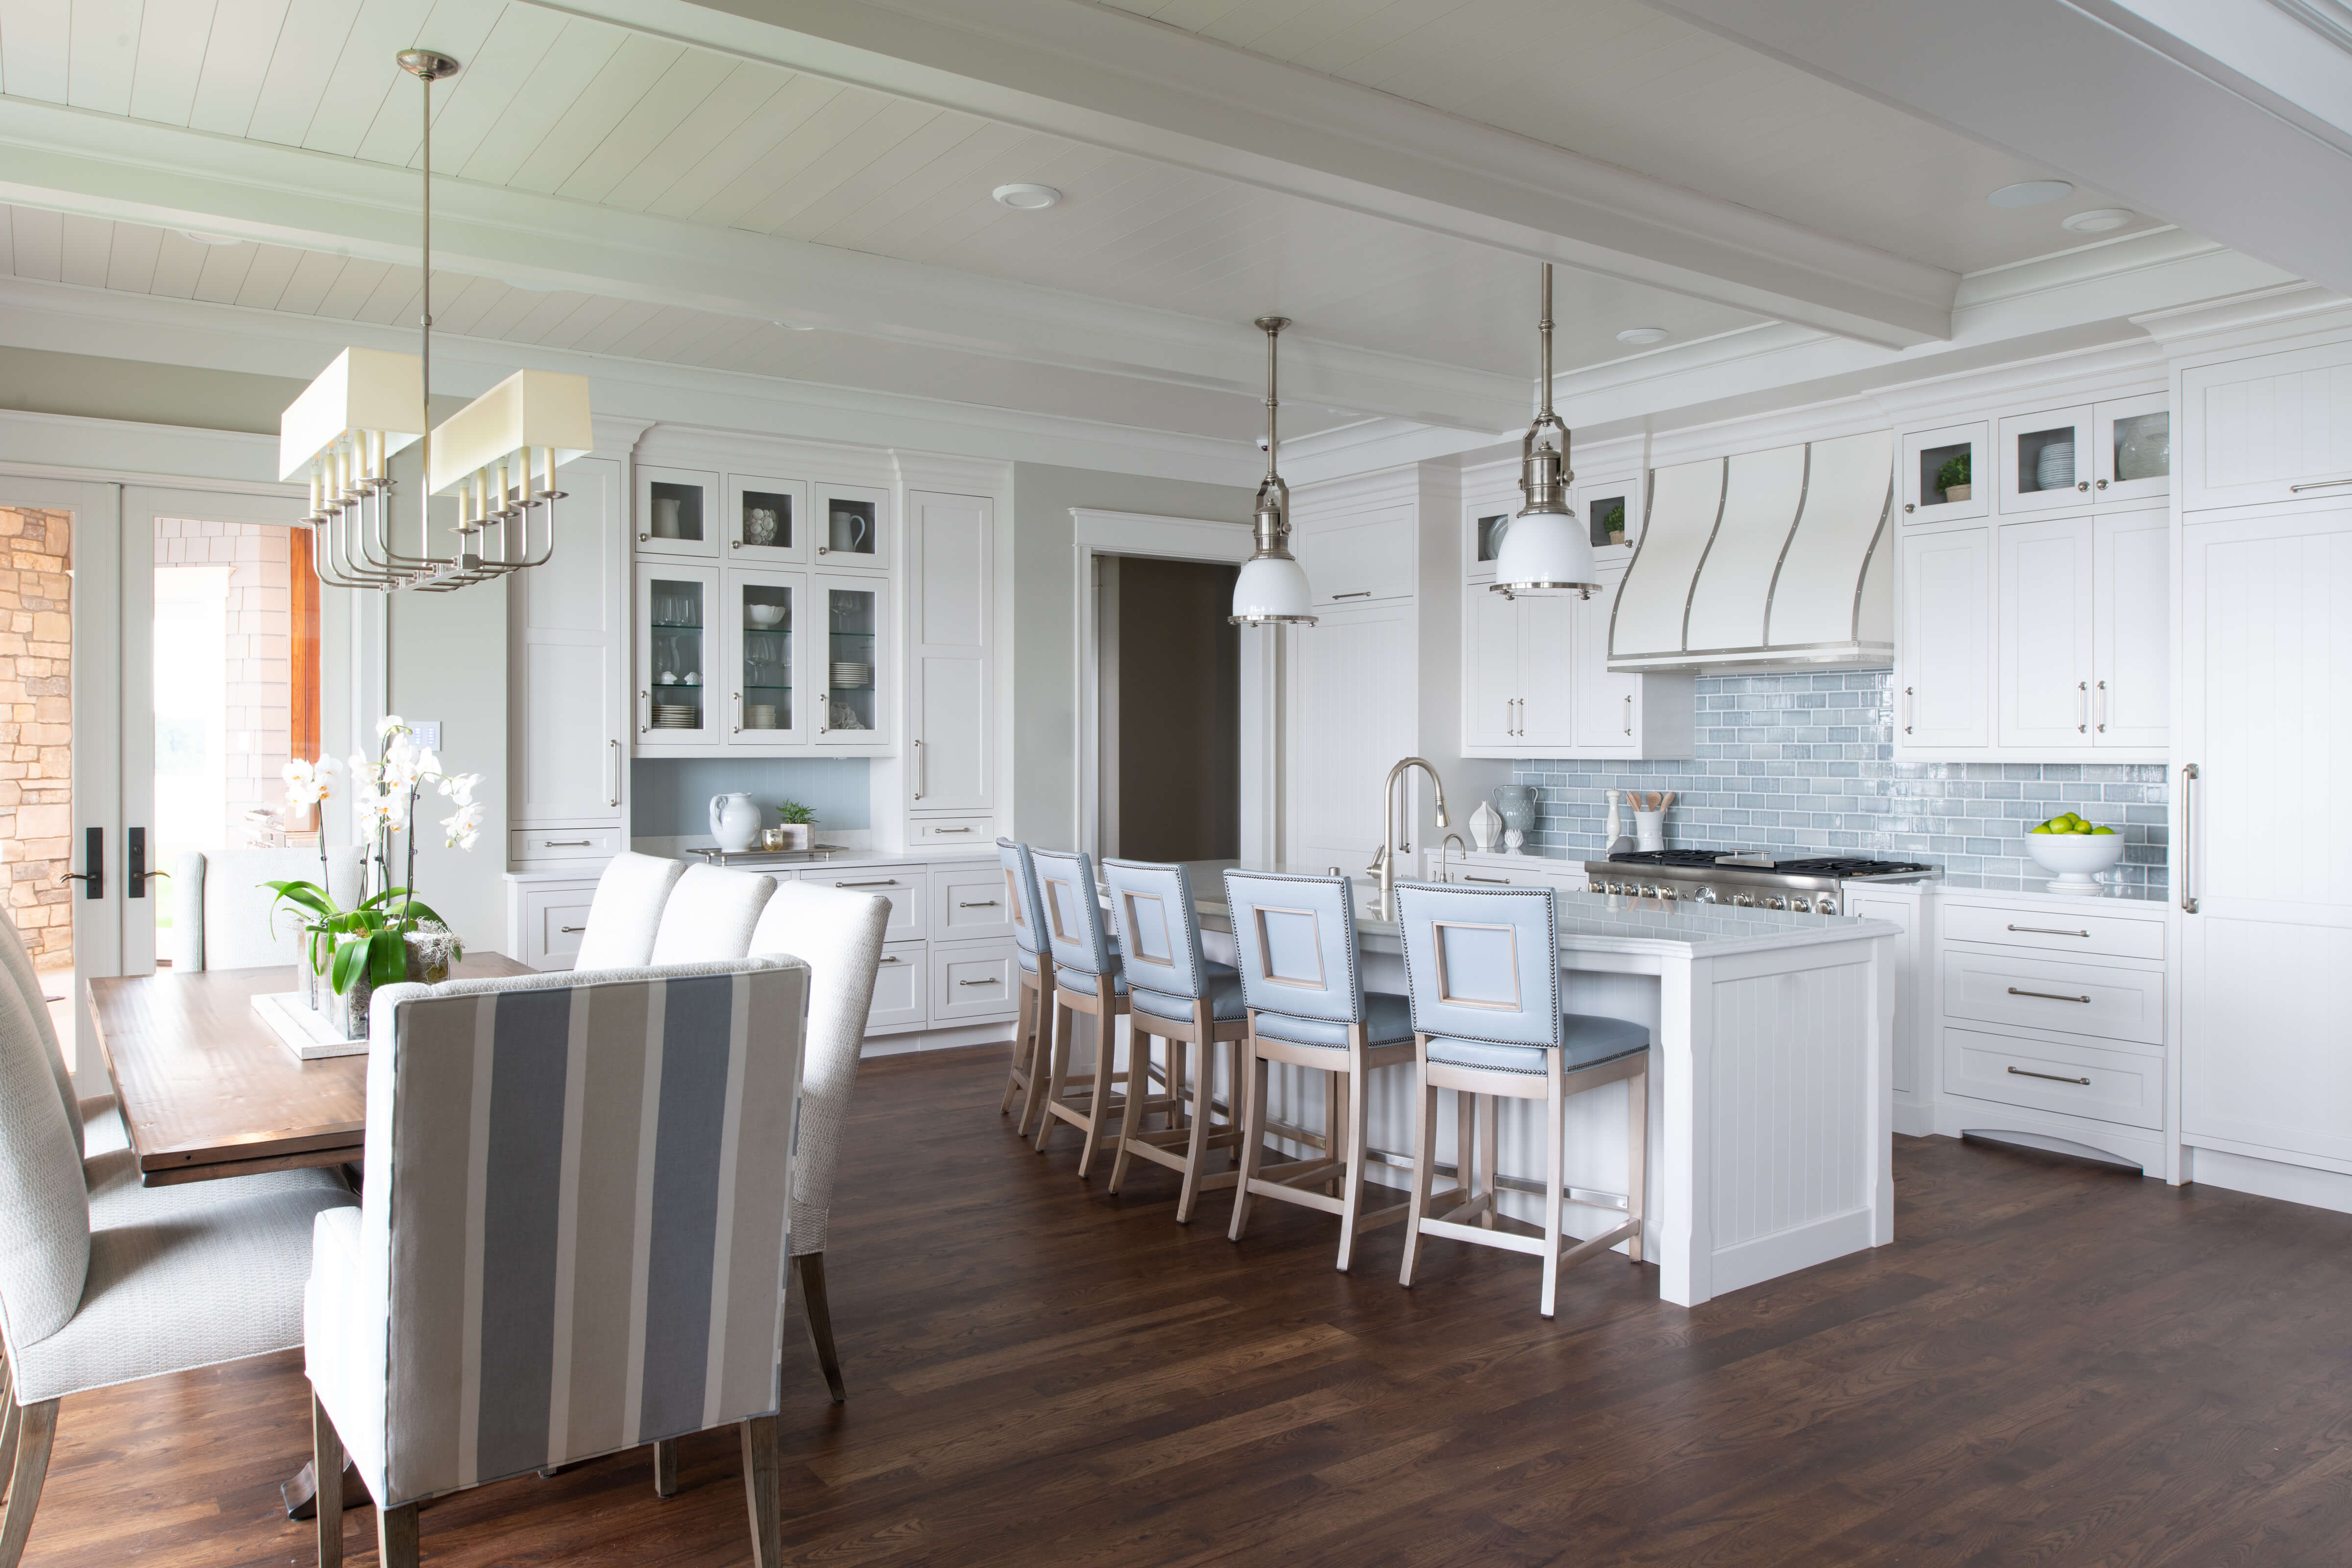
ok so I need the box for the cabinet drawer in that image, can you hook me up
[865,942,928,1031]
[804,868,925,941]
[933,939,1019,1021]
[518,885,598,971]
[1942,950,2164,1046]
[933,866,1016,941]
[909,816,992,848]
[1942,1025,2162,1129]
[1942,902,2165,961]
[509,827,622,863]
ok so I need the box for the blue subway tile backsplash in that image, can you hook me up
[1513,669,2167,895]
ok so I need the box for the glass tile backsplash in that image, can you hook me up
[1514,670,2168,895]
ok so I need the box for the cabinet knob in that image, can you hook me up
[639,532,649,542]
[817,544,829,555]
[1903,502,1914,513]
[732,539,741,549]
[2076,480,2089,491]
[2095,478,2108,490]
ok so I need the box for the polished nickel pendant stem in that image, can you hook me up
[1521,265,1570,519]
[1252,314,1292,561]
[1228,315,1316,626]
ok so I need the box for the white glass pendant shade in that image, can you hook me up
[1231,552,1315,624]
[1493,500,1597,595]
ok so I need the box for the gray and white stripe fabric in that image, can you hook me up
[306,957,809,1508]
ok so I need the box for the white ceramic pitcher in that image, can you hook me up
[710,792,761,852]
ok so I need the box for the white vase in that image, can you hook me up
[710,792,761,852]
[1469,801,1502,854]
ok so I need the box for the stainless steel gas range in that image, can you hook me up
[1580,849,1937,916]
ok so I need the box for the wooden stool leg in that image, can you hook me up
[1077,1003,1116,1179]
[1399,1050,1438,1287]
[1540,1064,1567,1319]
[312,1395,343,1568]
[1456,1086,1474,1207]
[1034,991,1068,1153]
[375,1503,421,1568]
[1001,977,1034,1117]
[1478,1092,1500,1229]
[1333,1036,1374,1273]
[1227,1041,1268,1242]
[1106,1022,1151,1192]
[1626,1066,1648,1265]
[1176,1020,1216,1224]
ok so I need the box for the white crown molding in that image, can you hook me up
[898,452,1016,497]
[0,406,294,492]
[1291,463,1424,518]
[1069,508,1251,559]
[543,0,1955,348]
[2129,280,2352,351]
[0,273,1263,488]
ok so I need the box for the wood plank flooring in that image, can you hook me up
[24,1044,2352,1566]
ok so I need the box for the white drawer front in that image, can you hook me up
[933,866,1016,942]
[519,886,597,971]
[806,868,926,941]
[1942,1025,2163,1129]
[1941,902,2164,961]
[933,939,1019,1021]
[909,817,992,848]
[865,942,929,1031]
[1942,950,2164,1047]
[509,827,623,863]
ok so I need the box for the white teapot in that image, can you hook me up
[709,792,761,853]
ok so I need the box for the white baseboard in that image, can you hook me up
[860,1020,1014,1058]
[1893,1099,1935,1138]
[2186,1145,2352,1217]
[1708,1206,1878,1299]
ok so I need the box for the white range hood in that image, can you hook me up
[1609,430,1895,673]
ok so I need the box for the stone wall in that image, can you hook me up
[0,508,73,966]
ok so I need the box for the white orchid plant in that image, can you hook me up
[267,715,485,996]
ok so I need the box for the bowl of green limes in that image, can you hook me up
[2024,811,2123,889]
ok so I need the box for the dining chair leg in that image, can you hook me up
[739,1415,784,1568]
[653,1438,679,1498]
[1539,1064,1567,1320]
[1034,993,1069,1153]
[1626,1067,1649,1266]
[1001,978,1035,1119]
[1333,1044,1373,1274]
[376,1501,420,1568]
[1399,1051,1438,1288]
[0,1400,55,1568]
[0,1394,19,1504]
[1106,1022,1151,1193]
[1227,1042,1268,1243]
[312,1394,344,1568]
[794,1251,846,1402]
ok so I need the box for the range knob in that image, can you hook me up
[1813,893,1839,916]
[1732,892,1756,907]
[1692,885,1718,904]
[1763,895,1788,911]
[1787,895,1813,914]
[1654,884,1680,901]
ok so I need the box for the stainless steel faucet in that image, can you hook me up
[1366,756,1449,919]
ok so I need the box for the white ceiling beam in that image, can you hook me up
[0,95,1529,432]
[536,0,1957,348]
[1648,0,2352,302]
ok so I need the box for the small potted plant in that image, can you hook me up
[774,798,817,852]
[1936,451,1972,504]
[1599,499,1626,546]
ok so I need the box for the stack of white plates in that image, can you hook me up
[829,661,873,688]
[651,702,699,729]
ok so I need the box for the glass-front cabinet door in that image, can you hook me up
[815,575,886,745]
[724,569,806,747]
[2094,393,2171,506]
[636,563,720,749]
[1998,405,2094,515]
[1900,420,1989,523]
[813,482,889,570]
[727,473,807,564]
[637,465,718,559]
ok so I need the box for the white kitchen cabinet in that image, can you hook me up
[720,567,808,747]
[510,456,626,841]
[723,472,808,564]
[905,491,991,812]
[1901,420,1989,524]
[813,574,887,748]
[1459,566,1691,759]
[1463,585,1521,747]
[511,877,599,971]
[1518,592,1578,747]
[635,562,722,751]
[1463,505,1510,584]
[1293,503,1414,606]
[636,464,719,559]
[2092,509,2168,749]
[2092,393,2171,508]
[812,481,890,571]
[1998,404,2094,514]
[1997,516,2094,749]
[1842,887,1921,1102]
[1895,525,1991,750]
[808,866,927,942]
[932,938,1020,1023]
[864,942,929,1031]
[1286,599,1415,873]
[2180,337,2352,510]
[1576,471,1642,558]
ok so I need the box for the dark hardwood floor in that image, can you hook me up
[26,1044,2352,1567]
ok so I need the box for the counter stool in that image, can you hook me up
[1392,881,1649,1318]
[1223,870,1417,1272]
[996,838,1051,1137]
[1030,848,1166,1178]
[1102,858,1249,1222]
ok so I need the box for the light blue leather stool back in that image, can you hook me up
[1102,858,1207,1001]
[1222,870,1366,1029]
[997,838,1050,967]
[1029,846,1116,980]
[1393,882,1563,1048]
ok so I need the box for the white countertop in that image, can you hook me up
[505,843,991,882]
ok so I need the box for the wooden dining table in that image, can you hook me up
[89,952,534,1187]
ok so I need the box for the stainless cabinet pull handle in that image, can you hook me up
[878,956,904,964]
[2095,679,2107,734]
[836,879,901,889]
[2077,680,2087,734]
[1464,875,1511,885]
[2289,477,2352,492]
[1622,692,1633,736]
[913,737,924,800]
[2007,1065,2091,1086]
[1332,590,1372,600]
[640,688,650,735]
[931,826,974,834]
[958,899,998,907]
[542,839,592,847]
[2180,762,2199,913]
[559,925,587,933]
[1903,685,1914,735]
[608,737,622,807]
[2006,924,2088,937]
[2008,986,2091,1004]
[957,978,996,986]
[733,690,742,734]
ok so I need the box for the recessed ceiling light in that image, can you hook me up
[179,230,244,246]
[1987,180,2074,208]
[2061,208,2136,234]
[1617,326,1668,345]
[770,320,817,332]
[992,183,1062,210]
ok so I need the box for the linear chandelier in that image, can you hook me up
[279,49,592,594]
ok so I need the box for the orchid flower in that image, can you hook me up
[282,755,337,808]
[441,799,486,851]
[439,771,483,806]
[376,713,408,738]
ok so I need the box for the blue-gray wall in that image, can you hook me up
[1514,669,2169,894]
[631,758,871,836]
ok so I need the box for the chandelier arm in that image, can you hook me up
[306,519,376,591]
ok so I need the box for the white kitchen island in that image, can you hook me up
[1176,870,1900,1308]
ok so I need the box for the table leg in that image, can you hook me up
[284,1456,370,1520]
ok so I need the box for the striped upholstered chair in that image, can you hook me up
[304,957,810,1568]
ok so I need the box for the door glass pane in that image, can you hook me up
[649,578,707,731]
[1916,441,1972,508]
[152,518,320,956]
[823,495,878,559]
[741,489,791,550]
[1587,494,1628,548]
[1475,513,1509,562]
[2016,425,2078,492]
[826,587,877,733]
[2112,411,2169,482]
[648,480,705,543]
[740,581,792,732]
[0,505,75,1060]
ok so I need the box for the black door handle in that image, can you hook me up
[55,826,101,900]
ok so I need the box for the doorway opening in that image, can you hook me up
[1095,554,1241,863]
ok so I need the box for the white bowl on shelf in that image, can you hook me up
[2025,831,2124,890]
[746,604,786,628]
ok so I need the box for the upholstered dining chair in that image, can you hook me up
[569,851,686,969]
[650,864,778,963]
[1222,869,1417,1272]
[0,967,356,1568]
[1101,858,1248,1221]
[306,956,809,1568]
[170,845,366,971]
[1029,847,1165,1176]
[747,880,891,1405]
[0,910,121,1161]
[1392,881,1649,1318]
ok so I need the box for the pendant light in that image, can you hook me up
[1492,265,1600,600]
[1229,316,1316,627]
